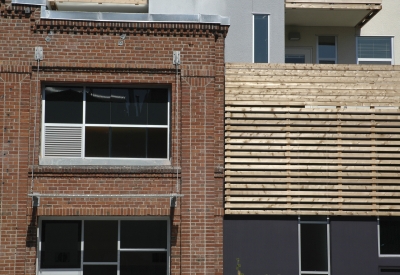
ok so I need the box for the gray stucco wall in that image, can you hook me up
[330,217,379,275]
[224,216,299,275]
[149,0,285,63]
[224,216,400,275]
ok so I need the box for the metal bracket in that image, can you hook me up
[173,51,180,65]
[34,47,43,61]
[32,196,40,207]
[170,196,177,208]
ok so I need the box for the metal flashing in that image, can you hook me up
[12,0,46,5]
[39,6,229,25]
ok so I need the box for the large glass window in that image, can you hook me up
[254,14,269,63]
[299,216,330,275]
[379,217,400,256]
[318,36,336,64]
[41,85,170,165]
[39,218,169,275]
[357,36,393,65]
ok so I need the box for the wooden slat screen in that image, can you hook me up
[225,63,400,216]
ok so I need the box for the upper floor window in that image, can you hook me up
[254,14,269,63]
[317,36,337,64]
[41,85,170,166]
[357,36,393,65]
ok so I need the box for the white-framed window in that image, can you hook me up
[40,85,171,166]
[299,216,330,275]
[378,217,400,257]
[317,36,337,64]
[253,14,269,63]
[357,36,394,65]
[38,217,170,275]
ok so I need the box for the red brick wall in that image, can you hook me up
[0,4,227,275]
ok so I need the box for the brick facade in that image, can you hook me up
[0,3,227,274]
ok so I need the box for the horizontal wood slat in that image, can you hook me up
[225,63,400,216]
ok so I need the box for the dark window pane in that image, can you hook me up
[318,36,336,60]
[254,15,269,63]
[110,88,132,124]
[125,89,149,125]
[380,217,400,254]
[148,89,168,125]
[86,88,111,124]
[359,61,392,65]
[84,221,118,262]
[120,220,167,249]
[83,265,117,275]
[120,252,167,275]
[41,221,81,269]
[111,127,146,158]
[301,216,328,222]
[85,127,109,157]
[319,60,335,64]
[147,128,168,158]
[45,86,83,123]
[285,54,306,64]
[301,224,328,272]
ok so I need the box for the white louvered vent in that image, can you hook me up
[44,126,82,157]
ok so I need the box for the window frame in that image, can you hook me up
[37,216,171,275]
[356,36,394,65]
[317,36,337,64]
[253,13,270,63]
[40,84,171,166]
[298,216,331,275]
[378,217,400,257]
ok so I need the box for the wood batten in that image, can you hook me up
[225,63,400,216]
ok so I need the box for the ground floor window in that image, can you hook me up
[299,216,330,275]
[39,218,169,275]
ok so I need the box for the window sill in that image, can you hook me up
[39,157,171,166]
[30,164,180,177]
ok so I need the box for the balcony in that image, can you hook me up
[285,0,382,27]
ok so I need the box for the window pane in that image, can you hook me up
[318,36,336,60]
[147,128,168,158]
[84,221,118,262]
[359,61,392,65]
[285,54,306,64]
[254,14,269,63]
[85,127,109,157]
[120,252,167,275]
[83,265,117,275]
[301,224,328,272]
[45,86,83,123]
[41,221,81,269]
[110,127,146,158]
[148,89,168,125]
[110,89,149,125]
[358,37,392,59]
[120,220,167,249]
[86,88,111,124]
[380,217,400,254]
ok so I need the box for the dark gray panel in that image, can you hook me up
[224,216,298,275]
[330,217,379,275]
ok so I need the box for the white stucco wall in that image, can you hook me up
[360,0,400,64]
[149,0,285,63]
